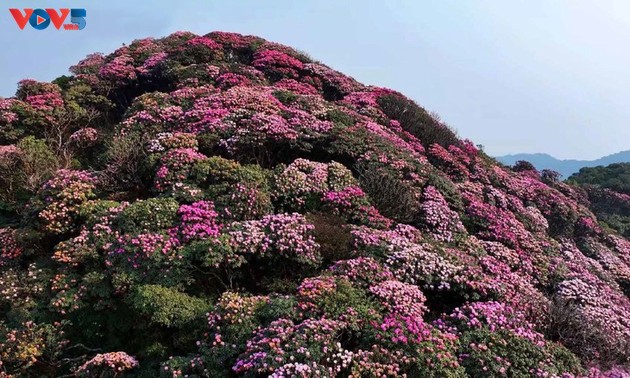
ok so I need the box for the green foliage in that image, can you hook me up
[255,295,298,325]
[426,170,464,211]
[116,197,179,233]
[377,93,459,148]
[164,62,218,87]
[181,235,241,270]
[356,162,419,223]
[272,89,298,105]
[458,328,565,378]
[545,342,585,376]
[569,164,630,237]
[412,341,467,378]
[307,213,353,263]
[103,131,152,192]
[191,156,269,189]
[318,279,381,327]
[78,199,120,226]
[327,108,356,128]
[16,136,58,192]
[191,156,272,219]
[130,285,211,328]
[569,163,630,195]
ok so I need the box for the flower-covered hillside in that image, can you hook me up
[0,31,629,377]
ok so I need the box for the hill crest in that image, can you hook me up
[0,31,628,377]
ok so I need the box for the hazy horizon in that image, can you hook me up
[2,0,629,160]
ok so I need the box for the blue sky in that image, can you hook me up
[1,0,629,159]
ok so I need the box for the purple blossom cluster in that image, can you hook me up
[232,318,350,376]
[75,351,138,376]
[154,148,207,191]
[252,49,305,79]
[174,201,221,242]
[106,232,181,270]
[69,127,99,147]
[229,213,321,266]
[445,301,545,345]
[37,170,98,234]
[0,228,22,262]
[417,185,466,242]
[99,54,137,82]
[328,257,394,288]
[369,280,427,319]
[271,158,355,210]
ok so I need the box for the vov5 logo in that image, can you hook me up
[10,9,86,30]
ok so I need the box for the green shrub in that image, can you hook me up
[130,285,211,328]
[569,163,630,195]
[306,213,353,263]
[426,171,464,211]
[355,162,419,223]
[318,279,380,327]
[255,295,298,325]
[181,235,240,269]
[327,108,356,128]
[377,93,459,148]
[78,200,120,226]
[191,157,272,220]
[545,342,584,376]
[17,137,58,192]
[459,328,557,377]
[116,198,179,233]
[103,131,152,193]
[272,90,298,105]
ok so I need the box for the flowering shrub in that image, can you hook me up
[0,321,69,374]
[0,30,629,377]
[69,128,99,147]
[385,243,464,290]
[553,277,630,363]
[174,200,221,242]
[417,185,466,242]
[229,213,321,266]
[272,158,355,210]
[106,232,182,289]
[328,257,394,288]
[36,169,98,234]
[252,49,304,79]
[232,318,350,376]
[154,148,207,191]
[0,228,22,262]
[99,54,137,83]
[147,132,198,153]
[301,179,392,228]
[445,301,545,345]
[75,351,138,377]
[369,280,428,318]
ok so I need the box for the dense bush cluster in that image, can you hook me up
[568,163,630,238]
[0,31,629,377]
[569,163,630,195]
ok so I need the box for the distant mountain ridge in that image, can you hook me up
[496,150,630,178]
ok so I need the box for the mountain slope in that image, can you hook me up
[568,163,630,238]
[0,31,629,377]
[497,150,630,178]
